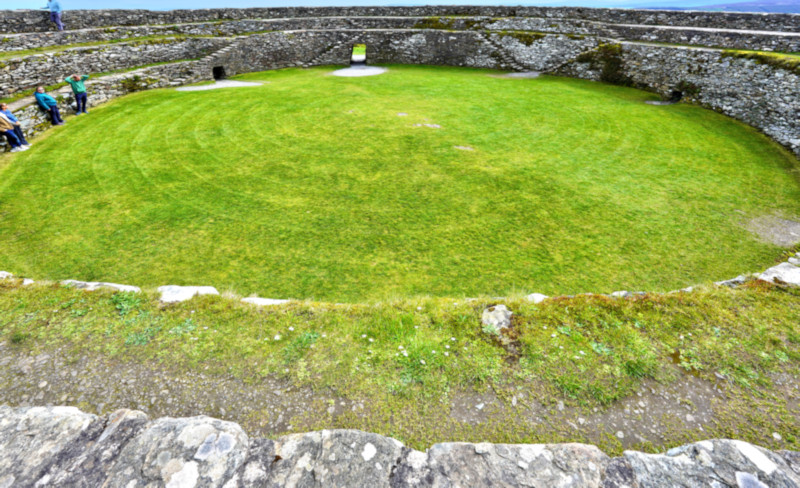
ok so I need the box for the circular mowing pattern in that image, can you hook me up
[1,65,798,302]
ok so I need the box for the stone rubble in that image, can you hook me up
[1,406,798,487]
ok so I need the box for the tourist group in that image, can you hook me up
[1,1,85,153]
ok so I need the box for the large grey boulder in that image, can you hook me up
[758,263,800,287]
[44,409,149,487]
[392,442,610,487]
[158,285,220,303]
[61,280,141,293]
[104,415,249,487]
[624,439,800,487]
[258,429,406,487]
[0,406,98,488]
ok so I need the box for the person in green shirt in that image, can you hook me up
[65,74,89,114]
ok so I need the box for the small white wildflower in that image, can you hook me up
[274,334,281,341]
[203,326,208,330]
[559,346,563,350]
[395,353,399,356]
[362,334,367,338]
[551,333,556,338]
[369,349,373,353]
[322,333,327,338]
[417,306,422,311]
[420,359,426,365]
[445,345,450,349]
[368,338,374,343]
[444,352,449,356]
[399,345,404,350]
[579,350,585,355]
[288,326,294,331]
[432,350,436,354]
[415,326,419,329]
[680,335,684,340]
[402,351,409,357]
[451,337,456,341]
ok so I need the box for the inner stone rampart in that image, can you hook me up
[0,6,798,156]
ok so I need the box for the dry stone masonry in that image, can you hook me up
[1,6,799,156]
[1,405,798,487]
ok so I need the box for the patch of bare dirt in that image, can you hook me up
[746,215,800,247]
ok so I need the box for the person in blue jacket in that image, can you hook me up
[0,103,31,148]
[42,0,64,31]
[34,87,64,126]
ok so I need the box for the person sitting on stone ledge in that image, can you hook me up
[34,87,64,126]
[41,0,64,32]
[65,74,90,114]
[0,103,31,148]
[0,112,29,153]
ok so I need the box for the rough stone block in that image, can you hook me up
[158,285,220,303]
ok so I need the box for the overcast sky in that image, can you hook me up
[3,0,718,10]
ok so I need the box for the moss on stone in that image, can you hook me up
[495,31,546,46]
[413,17,457,30]
[575,43,634,87]
[721,50,800,76]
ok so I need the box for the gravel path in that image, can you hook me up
[1,341,796,450]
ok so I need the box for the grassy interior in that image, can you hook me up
[0,65,799,302]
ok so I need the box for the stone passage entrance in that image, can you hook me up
[213,66,227,80]
[351,44,366,66]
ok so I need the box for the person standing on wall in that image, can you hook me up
[0,103,31,148]
[0,112,29,153]
[65,74,90,114]
[42,0,64,32]
[34,87,64,126]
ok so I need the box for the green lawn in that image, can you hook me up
[0,65,798,302]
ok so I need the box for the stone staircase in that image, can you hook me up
[304,36,354,68]
[481,34,526,72]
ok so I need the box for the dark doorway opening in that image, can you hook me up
[212,66,227,80]
[350,44,366,67]
[669,90,683,102]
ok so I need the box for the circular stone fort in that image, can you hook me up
[1,5,800,488]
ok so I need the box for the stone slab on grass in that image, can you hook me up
[158,285,220,303]
[62,279,141,293]
[758,263,800,287]
[241,297,290,306]
[0,271,12,279]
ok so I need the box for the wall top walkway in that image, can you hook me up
[1,6,799,34]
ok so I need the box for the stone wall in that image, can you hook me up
[0,405,798,487]
[3,15,800,54]
[556,42,800,156]
[0,37,228,98]
[1,6,799,33]
[1,7,799,158]
[1,60,209,149]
